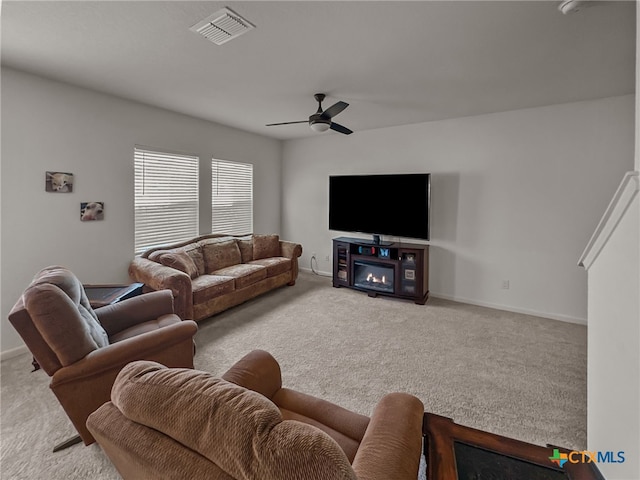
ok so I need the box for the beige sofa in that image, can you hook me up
[129,234,302,321]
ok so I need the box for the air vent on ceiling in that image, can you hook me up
[190,7,255,45]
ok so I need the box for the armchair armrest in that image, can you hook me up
[222,349,282,399]
[128,257,194,319]
[95,290,174,336]
[272,387,370,444]
[51,320,198,387]
[352,393,424,480]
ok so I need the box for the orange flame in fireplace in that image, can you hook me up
[366,273,387,284]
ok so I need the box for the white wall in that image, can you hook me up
[0,68,282,354]
[583,6,640,479]
[282,95,635,323]
[582,173,639,480]
[637,2,640,174]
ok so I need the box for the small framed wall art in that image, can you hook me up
[80,202,104,221]
[46,171,74,192]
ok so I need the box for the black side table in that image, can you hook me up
[83,283,144,308]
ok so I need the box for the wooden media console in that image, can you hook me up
[332,236,429,304]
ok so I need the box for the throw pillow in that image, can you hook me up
[158,251,199,279]
[253,234,280,260]
[147,250,166,262]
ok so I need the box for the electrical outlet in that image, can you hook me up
[325,254,330,262]
[502,280,510,290]
[311,252,317,259]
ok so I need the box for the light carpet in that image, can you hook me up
[0,271,587,479]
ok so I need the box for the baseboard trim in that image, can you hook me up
[300,266,332,277]
[0,345,29,361]
[430,292,587,325]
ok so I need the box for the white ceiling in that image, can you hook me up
[1,1,635,140]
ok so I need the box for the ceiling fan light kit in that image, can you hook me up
[558,0,589,14]
[266,93,353,135]
[310,122,330,132]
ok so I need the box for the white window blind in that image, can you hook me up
[134,147,199,253]
[212,159,253,235]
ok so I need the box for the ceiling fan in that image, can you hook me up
[266,93,353,135]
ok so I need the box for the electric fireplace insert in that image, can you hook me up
[353,261,395,294]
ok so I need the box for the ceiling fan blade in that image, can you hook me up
[330,122,353,135]
[321,101,348,120]
[265,120,308,126]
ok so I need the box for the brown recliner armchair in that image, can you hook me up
[87,349,425,480]
[8,265,198,451]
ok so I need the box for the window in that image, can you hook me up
[134,147,199,253]
[211,159,253,235]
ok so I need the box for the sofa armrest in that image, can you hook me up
[222,349,282,399]
[129,257,194,320]
[280,240,302,259]
[95,290,175,336]
[50,320,198,387]
[352,393,424,480]
[279,241,302,284]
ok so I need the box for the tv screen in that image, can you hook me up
[329,173,431,241]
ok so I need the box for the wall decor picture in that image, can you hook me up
[80,202,104,221]
[45,171,74,192]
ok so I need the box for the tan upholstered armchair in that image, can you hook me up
[87,350,425,480]
[8,266,198,451]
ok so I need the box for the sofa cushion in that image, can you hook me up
[147,250,167,262]
[191,275,235,305]
[253,234,280,260]
[148,245,205,277]
[203,240,241,273]
[248,257,292,278]
[111,361,356,480]
[212,264,267,290]
[237,234,254,263]
[157,251,199,279]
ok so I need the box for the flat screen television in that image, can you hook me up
[329,173,431,242]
